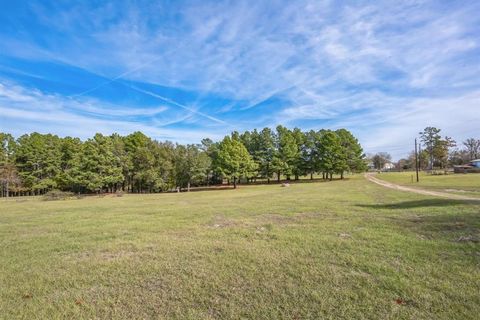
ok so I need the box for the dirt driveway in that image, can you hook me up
[365,173,480,201]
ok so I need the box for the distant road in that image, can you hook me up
[364,173,480,201]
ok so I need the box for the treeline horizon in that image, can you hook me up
[369,127,480,171]
[0,126,366,196]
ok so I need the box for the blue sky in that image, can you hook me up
[0,0,479,159]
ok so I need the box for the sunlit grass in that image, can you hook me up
[1,175,479,319]
[376,171,480,197]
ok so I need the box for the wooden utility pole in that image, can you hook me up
[415,138,419,182]
[418,143,422,170]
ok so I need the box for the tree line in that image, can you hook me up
[370,127,480,171]
[0,126,365,197]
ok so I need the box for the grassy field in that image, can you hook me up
[1,175,479,319]
[375,171,480,197]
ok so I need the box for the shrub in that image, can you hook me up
[43,190,74,201]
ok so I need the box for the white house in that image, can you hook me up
[383,162,395,170]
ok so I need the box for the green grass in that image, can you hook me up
[1,175,479,319]
[375,171,480,197]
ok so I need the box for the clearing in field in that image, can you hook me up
[1,175,479,319]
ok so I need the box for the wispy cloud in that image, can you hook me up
[127,85,228,125]
[0,0,479,158]
[0,81,224,142]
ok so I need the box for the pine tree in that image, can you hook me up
[71,134,123,193]
[175,144,211,191]
[15,133,62,194]
[318,130,342,181]
[258,128,275,183]
[215,136,257,188]
[274,125,298,181]
[335,129,365,178]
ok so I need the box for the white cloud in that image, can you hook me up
[0,0,479,158]
[0,81,225,143]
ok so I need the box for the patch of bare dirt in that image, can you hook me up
[456,235,479,243]
[207,215,240,228]
[338,233,352,238]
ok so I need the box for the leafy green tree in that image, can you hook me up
[274,125,298,181]
[154,141,176,191]
[108,133,131,191]
[0,133,16,163]
[175,144,211,191]
[201,138,221,185]
[318,130,342,180]
[124,132,157,192]
[132,146,157,192]
[57,136,82,191]
[240,129,262,182]
[215,136,257,188]
[69,134,124,193]
[419,127,441,170]
[433,136,456,169]
[291,128,306,180]
[257,128,275,183]
[15,133,62,194]
[302,130,320,179]
[336,129,365,178]
[419,127,457,170]
[0,126,368,196]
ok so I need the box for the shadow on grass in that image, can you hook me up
[357,198,480,209]
[177,177,349,193]
[402,213,479,239]
[358,199,480,239]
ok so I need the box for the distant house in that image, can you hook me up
[471,159,480,168]
[383,162,395,170]
[366,161,394,171]
[454,159,480,173]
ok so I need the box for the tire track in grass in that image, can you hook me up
[364,173,480,201]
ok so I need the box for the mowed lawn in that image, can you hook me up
[375,171,480,197]
[1,176,479,319]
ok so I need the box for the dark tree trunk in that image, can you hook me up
[310,172,313,180]
[233,177,237,189]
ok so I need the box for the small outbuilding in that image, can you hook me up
[471,159,480,168]
[454,159,480,173]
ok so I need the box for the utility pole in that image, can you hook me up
[415,138,419,182]
[418,143,422,170]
